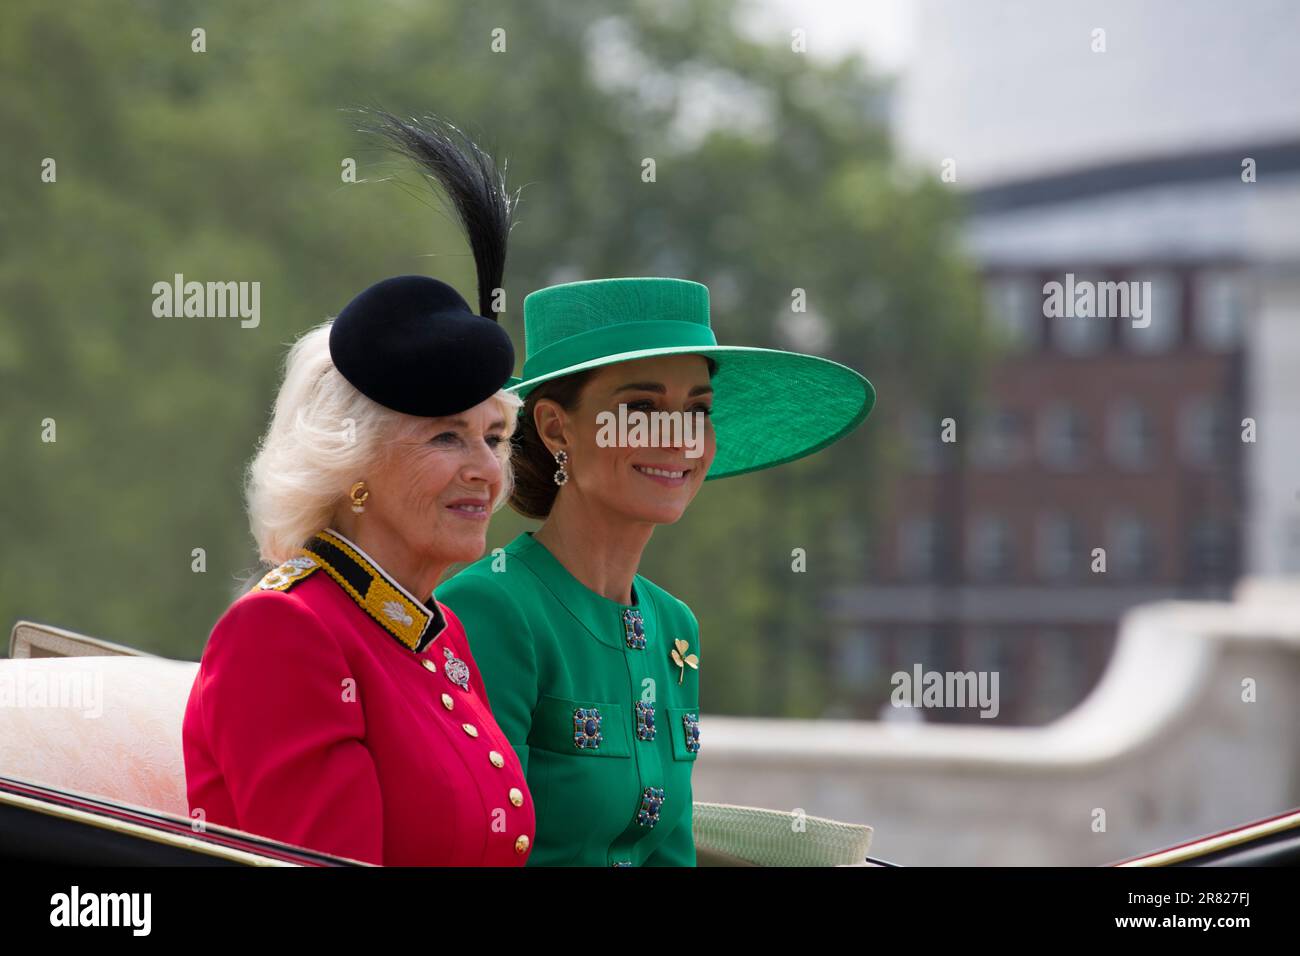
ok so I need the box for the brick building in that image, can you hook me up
[827,142,1300,724]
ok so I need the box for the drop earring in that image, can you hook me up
[349,480,370,514]
[553,450,569,487]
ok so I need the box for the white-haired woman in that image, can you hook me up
[182,113,537,865]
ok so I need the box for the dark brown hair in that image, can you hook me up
[509,370,599,519]
[509,356,719,520]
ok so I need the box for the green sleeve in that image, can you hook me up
[437,570,539,776]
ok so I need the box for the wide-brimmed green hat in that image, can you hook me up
[506,277,875,480]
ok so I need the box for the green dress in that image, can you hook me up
[435,531,701,866]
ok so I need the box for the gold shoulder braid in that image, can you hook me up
[300,529,448,653]
[255,556,321,592]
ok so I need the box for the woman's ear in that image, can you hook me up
[533,398,569,456]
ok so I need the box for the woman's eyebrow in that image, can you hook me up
[612,382,714,396]
[613,381,665,394]
[429,417,507,430]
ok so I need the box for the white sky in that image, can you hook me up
[749,0,1300,184]
[744,0,916,74]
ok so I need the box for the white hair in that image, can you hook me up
[246,321,522,565]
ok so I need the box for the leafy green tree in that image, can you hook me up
[0,0,990,716]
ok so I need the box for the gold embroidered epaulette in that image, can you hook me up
[254,556,321,592]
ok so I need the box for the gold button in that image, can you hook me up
[514,835,530,855]
[421,659,437,673]
[462,723,478,738]
[509,787,524,807]
[441,693,454,711]
[489,750,504,768]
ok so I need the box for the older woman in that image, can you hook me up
[183,113,535,865]
[436,277,876,866]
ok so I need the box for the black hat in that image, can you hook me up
[330,275,514,417]
[329,111,518,417]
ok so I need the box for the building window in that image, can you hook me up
[1119,271,1182,353]
[1179,397,1231,469]
[834,628,882,687]
[899,516,938,580]
[896,627,939,671]
[1050,272,1110,356]
[984,276,1038,351]
[972,404,1027,470]
[1036,512,1082,581]
[1107,400,1156,470]
[1194,270,1248,351]
[1038,403,1088,470]
[968,514,1015,582]
[1054,313,1111,355]
[964,627,1012,674]
[1187,518,1234,583]
[965,627,1024,721]
[1107,511,1159,581]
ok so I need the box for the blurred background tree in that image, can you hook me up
[0,0,990,716]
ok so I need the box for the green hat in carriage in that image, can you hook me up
[506,277,875,479]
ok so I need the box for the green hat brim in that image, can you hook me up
[505,345,875,480]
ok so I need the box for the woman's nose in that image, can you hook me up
[463,439,503,481]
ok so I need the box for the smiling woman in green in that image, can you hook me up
[436,276,875,866]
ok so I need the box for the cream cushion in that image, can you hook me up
[0,654,198,817]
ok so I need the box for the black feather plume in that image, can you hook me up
[357,108,516,320]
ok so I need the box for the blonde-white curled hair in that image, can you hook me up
[246,320,522,566]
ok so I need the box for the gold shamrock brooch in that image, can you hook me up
[670,639,699,684]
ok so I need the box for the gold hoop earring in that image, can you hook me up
[553,450,569,487]
[349,480,370,514]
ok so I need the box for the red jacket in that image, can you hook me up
[182,529,534,865]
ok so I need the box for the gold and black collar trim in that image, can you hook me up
[301,528,447,654]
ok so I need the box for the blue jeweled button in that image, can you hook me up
[682,712,701,754]
[573,707,603,749]
[636,786,665,828]
[635,700,656,741]
[623,608,647,650]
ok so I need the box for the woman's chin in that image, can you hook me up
[441,530,489,564]
[626,504,690,526]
